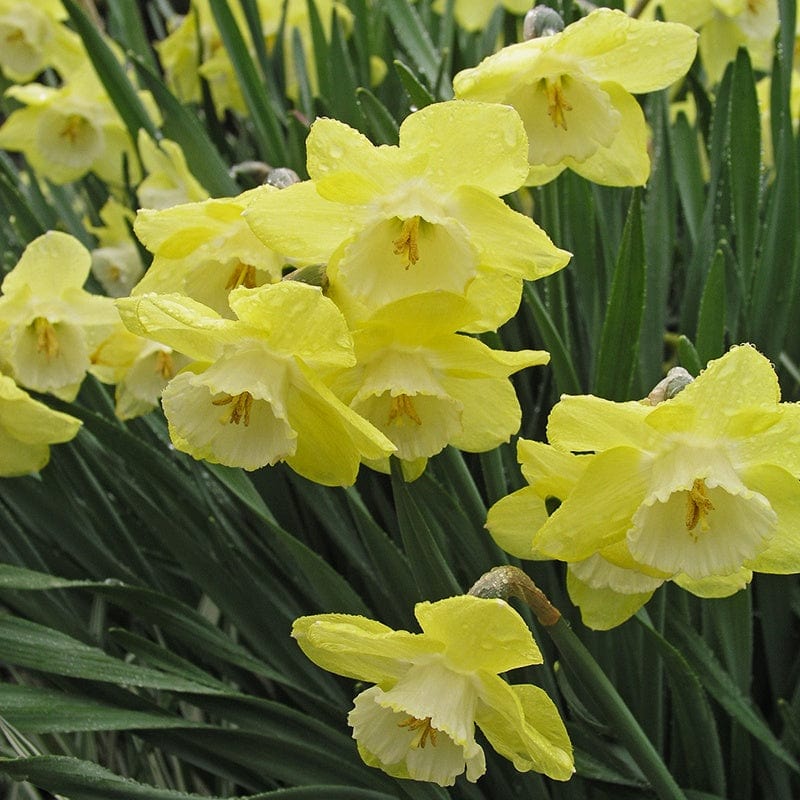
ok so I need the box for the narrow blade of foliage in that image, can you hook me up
[664,613,800,774]
[384,0,441,94]
[209,1,288,166]
[356,88,400,145]
[393,59,435,109]
[695,249,727,363]
[593,191,646,400]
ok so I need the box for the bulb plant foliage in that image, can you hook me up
[0,1,799,800]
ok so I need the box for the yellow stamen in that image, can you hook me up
[685,478,714,535]
[544,76,572,131]
[387,394,422,426]
[6,28,24,44]
[211,391,253,426]
[32,317,59,360]
[392,216,421,269]
[59,114,88,145]
[398,716,438,749]
[225,261,257,291]
[154,351,175,380]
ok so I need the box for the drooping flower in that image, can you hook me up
[87,197,145,298]
[132,188,288,318]
[245,100,570,331]
[430,0,530,33]
[0,0,85,83]
[89,325,190,421]
[652,0,779,85]
[453,8,698,186]
[0,63,157,186]
[116,282,395,484]
[292,595,574,786]
[0,370,81,476]
[486,438,665,630]
[332,292,549,477]
[0,232,120,401]
[505,346,800,626]
[136,131,208,211]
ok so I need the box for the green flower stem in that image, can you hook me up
[469,566,688,800]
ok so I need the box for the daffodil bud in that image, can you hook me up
[523,5,564,40]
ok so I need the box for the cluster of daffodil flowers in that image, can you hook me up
[7,1,800,792]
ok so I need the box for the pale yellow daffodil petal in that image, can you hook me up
[566,568,655,630]
[2,231,91,296]
[485,486,549,560]
[672,569,752,598]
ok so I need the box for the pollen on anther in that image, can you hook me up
[685,478,714,535]
[392,216,421,269]
[212,391,254,426]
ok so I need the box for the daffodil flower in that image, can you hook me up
[0,232,120,401]
[89,325,190,421]
[292,595,574,786]
[430,0,530,33]
[332,292,549,476]
[132,188,287,318]
[655,0,778,85]
[0,0,85,83]
[453,8,697,186]
[0,63,156,186]
[116,283,395,484]
[0,370,81,476]
[245,100,569,331]
[87,198,145,298]
[528,345,800,603]
[136,131,208,211]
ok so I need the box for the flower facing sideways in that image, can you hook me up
[292,595,573,786]
[116,282,395,485]
[0,370,81,476]
[490,346,800,627]
[453,8,697,186]
[0,231,119,401]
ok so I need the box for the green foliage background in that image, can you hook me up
[1,1,799,799]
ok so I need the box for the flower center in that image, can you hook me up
[225,260,257,291]
[387,393,422,426]
[685,478,715,536]
[398,715,438,749]
[154,351,175,380]
[212,391,253,426]
[33,317,59,359]
[544,76,572,130]
[59,114,90,145]
[392,216,421,269]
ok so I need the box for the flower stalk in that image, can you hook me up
[469,566,688,800]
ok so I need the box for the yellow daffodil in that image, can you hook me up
[486,439,664,629]
[0,0,85,82]
[757,71,800,169]
[0,232,120,401]
[332,292,549,475]
[87,198,145,298]
[0,370,81,476]
[524,345,800,610]
[453,8,697,186]
[655,0,778,85]
[0,63,156,185]
[136,131,208,211]
[132,188,287,318]
[245,100,569,331]
[116,283,395,484]
[90,325,189,421]
[157,0,351,113]
[431,0,530,33]
[292,595,574,786]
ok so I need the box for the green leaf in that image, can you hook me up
[664,613,800,775]
[0,684,207,734]
[209,1,288,166]
[384,0,441,94]
[695,249,726,364]
[729,49,761,286]
[593,191,646,400]
[0,615,225,694]
[393,59,435,110]
[677,334,704,376]
[390,458,461,601]
[356,88,400,145]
